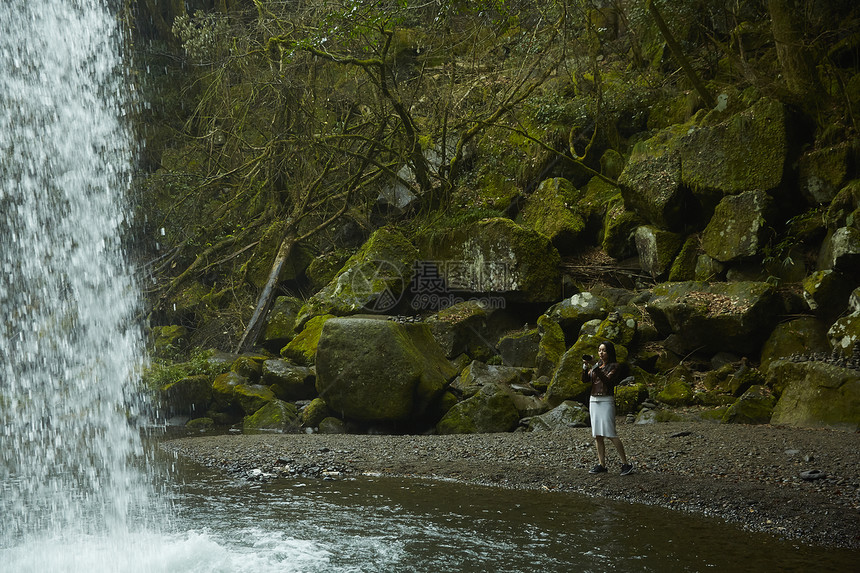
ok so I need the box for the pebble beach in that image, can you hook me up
[162,421,860,549]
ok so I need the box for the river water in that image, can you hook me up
[0,1,857,571]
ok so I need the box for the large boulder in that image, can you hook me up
[802,270,854,319]
[797,143,853,205]
[436,383,520,434]
[701,190,776,263]
[818,226,860,273]
[159,374,211,417]
[545,292,611,342]
[315,317,458,423]
[535,314,566,378]
[243,399,300,433]
[297,228,418,325]
[829,313,860,357]
[645,281,782,355]
[679,97,788,201]
[518,177,586,253]
[259,296,303,352]
[618,137,688,230]
[234,383,277,415]
[496,328,540,368]
[419,217,561,303]
[262,359,316,400]
[425,301,520,361]
[759,317,831,373]
[768,360,860,431]
[525,400,589,431]
[634,225,683,278]
[450,361,530,399]
[721,385,776,425]
[281,314,334,365]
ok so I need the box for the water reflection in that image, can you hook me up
[158,451,858,573]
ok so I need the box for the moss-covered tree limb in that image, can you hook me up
[646,0,714,109]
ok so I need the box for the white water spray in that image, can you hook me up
[1,0,151,550]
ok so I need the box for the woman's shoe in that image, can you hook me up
[620,463,634,476]
[589,464,608,474]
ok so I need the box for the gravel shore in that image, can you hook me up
[162,421,860,549]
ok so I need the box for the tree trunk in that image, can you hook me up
[235,233,296,353]
[768,0,821,100]
[646,0,714,109]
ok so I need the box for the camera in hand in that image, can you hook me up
[582,354,593,361]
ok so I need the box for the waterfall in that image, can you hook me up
[0,0,151,553]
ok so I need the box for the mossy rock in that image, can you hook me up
[518,177,585,254]
[306,251,353,291]
[315,317,458,422]
[243,399,300,433]
[760,317,830,375]
[418,217,562,303]
[263,359,317,400]
[797,142,852,204]
[645,281,781,355]
[281,314,334,366]
[318,416,348,434]
[211,371,246,410]
[497,328,540,368]
[259,296,304,353]
[231,356,262,382]
[825,179,860,229]
[160,375,212,416]
[615,383,648,415]
[618,137,687,230]
[818,226,860,273]
[668,236,700,282]
[151,325,189,359]
[594,313,637,346]
[721,385,775,425]
[526,400,589,431]
[728,366,766,397]
[828,313,860,357]
[185,417,214,430]
[297,228,418,326]
[234,383,277,415]
[701,190,776,263]
[702,363,735,391]
[545,292,611,342]
[302,397,333,428]
[768,360,860,430]
[656,368,694,406]
[436,383,520,434]
[536,314,566,378]
[635,225,683,278]
[601,196,642,259]
[700,407,730,422]
[802,270,853,319]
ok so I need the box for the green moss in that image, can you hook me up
[243,399,299,433]
[234,383,276,415]
[536,314,566,378]
[668,236,699,282]
[302,397,333,428]
[518,177,585,251]
[282,314,334,365]
[614,383,647,415]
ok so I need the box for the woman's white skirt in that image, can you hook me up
[589,396,617,438]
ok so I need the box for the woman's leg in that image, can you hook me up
[609,437,627,465]
[595,436,606,466]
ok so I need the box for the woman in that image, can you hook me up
[582,341,633,475]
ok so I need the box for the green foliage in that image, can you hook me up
[142,349,231,392]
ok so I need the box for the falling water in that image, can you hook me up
[0,0,151,556]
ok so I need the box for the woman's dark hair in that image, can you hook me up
[599,340,617,364]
